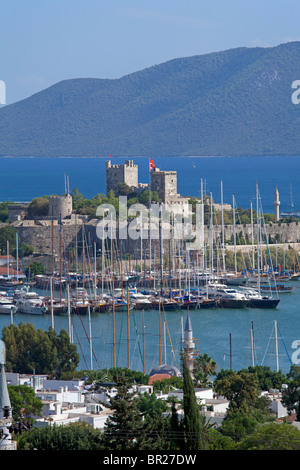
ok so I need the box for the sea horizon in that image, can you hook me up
[1,155,300,215]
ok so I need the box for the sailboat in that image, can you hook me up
[243,183,280,308]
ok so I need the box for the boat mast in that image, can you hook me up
[102,235,105,296]
[75,214,78,292]
[159,293,162,365]
[88,303,93,370]
[250,201,255,271]
[256,183,261,294]
[210,193,213,279]
[250,321,255,367]
[59,213,63,301]
[67,283,71,341]
[16,233,19,281]
[127,286,130,369]
[50,276,54,328]
[7,240,9,279]
[94,242,97,300]
[221,180,225,274]
[163,321,167,365]
[112,237,116,368]
[142,309,145,374]
[229,332,232,370]
[275,320,279,372]
[149,159,152,287]
[233,195,237,275]
[159,205,163,297]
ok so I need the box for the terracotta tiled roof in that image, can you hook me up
[277,413,296,423]
[0,267,19,275]
[148,374,172,385]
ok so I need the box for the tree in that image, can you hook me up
[182,354,207,450]
[237,422,300,450]
[27,196,49,218]
[137,392,171,450]
[72,187,84,211]
[239,365,287,392]
[9,385,43,425]
[214,370,259,416]
[281,365,300,421]
[169,398,182,450]
[0,201,10,223]
[2,323,79,378]
[193,353,218,388]
[46,327,79,379]
[26,261,45,277]
[101,371,149,450]
[17,422,103,450]
[0,225,17,255]
[152,376,184,394]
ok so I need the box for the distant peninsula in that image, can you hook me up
[1,42,300,158]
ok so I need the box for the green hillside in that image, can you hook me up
[1,42,300,157]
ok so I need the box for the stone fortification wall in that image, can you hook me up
[11,220,300,270]
[219,221,300,244]
[13,220,82,258]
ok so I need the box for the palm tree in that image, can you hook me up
[193,353,218,387]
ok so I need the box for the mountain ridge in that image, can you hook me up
[1,42,300,157]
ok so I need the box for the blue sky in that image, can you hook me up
[1,0,300,104]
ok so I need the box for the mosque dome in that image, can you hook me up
[149,364,182,378]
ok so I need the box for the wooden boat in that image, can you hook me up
[260,283,295,293]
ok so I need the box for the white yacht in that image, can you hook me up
[205,283,248,308]
[129,292,152,310]
[14,289,47,315]
[0,294,17,315]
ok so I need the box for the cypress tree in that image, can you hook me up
[182,353,206,450]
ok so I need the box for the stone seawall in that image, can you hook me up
[11,220,300,263]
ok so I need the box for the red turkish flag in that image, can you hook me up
[149,158,156,171]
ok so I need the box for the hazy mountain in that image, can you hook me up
[1,42,300,157]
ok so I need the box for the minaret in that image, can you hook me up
[0,340,16,450]
[183,312,195,376]
[274,187,280,222]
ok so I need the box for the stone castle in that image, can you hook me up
[105,159,190,214]
[3,162,300,273]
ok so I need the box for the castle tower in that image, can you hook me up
[48,194,73,220]
[151,167,177,203]
[105,160,138,196]
[274,187,280,222]
[183,312,195,376]
[0,340,16,450]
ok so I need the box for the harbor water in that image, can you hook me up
[0,282,299,375]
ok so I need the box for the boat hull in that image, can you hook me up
[247,298,280,308]
[217,298,248,309]
[199,299,216,309]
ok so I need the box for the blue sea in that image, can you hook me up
[1,155,300,214]
[1,155,300,375]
